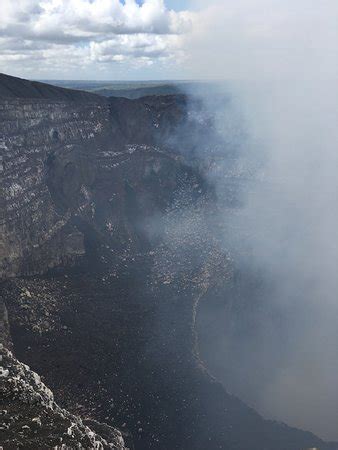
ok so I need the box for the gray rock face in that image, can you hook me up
[0,300,12,349]
[0,88,186,278]
[0,98,107,277]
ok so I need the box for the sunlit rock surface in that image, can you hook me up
[0,345,126,449]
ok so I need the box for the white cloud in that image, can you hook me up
[90,33,183,65]
[0,0,193,78]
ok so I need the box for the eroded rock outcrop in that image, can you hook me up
[0,73,188,278]
[0,345,126,449]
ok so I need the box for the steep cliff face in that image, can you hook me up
[0,75,187,278]
[1,73,336,450]
[0,96,105,277]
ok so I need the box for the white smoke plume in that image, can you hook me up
[184,0,338,440]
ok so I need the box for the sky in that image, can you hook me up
[1,0,337,81]
[0,0,196,80]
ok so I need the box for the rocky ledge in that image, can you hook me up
[0,344,127,449]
